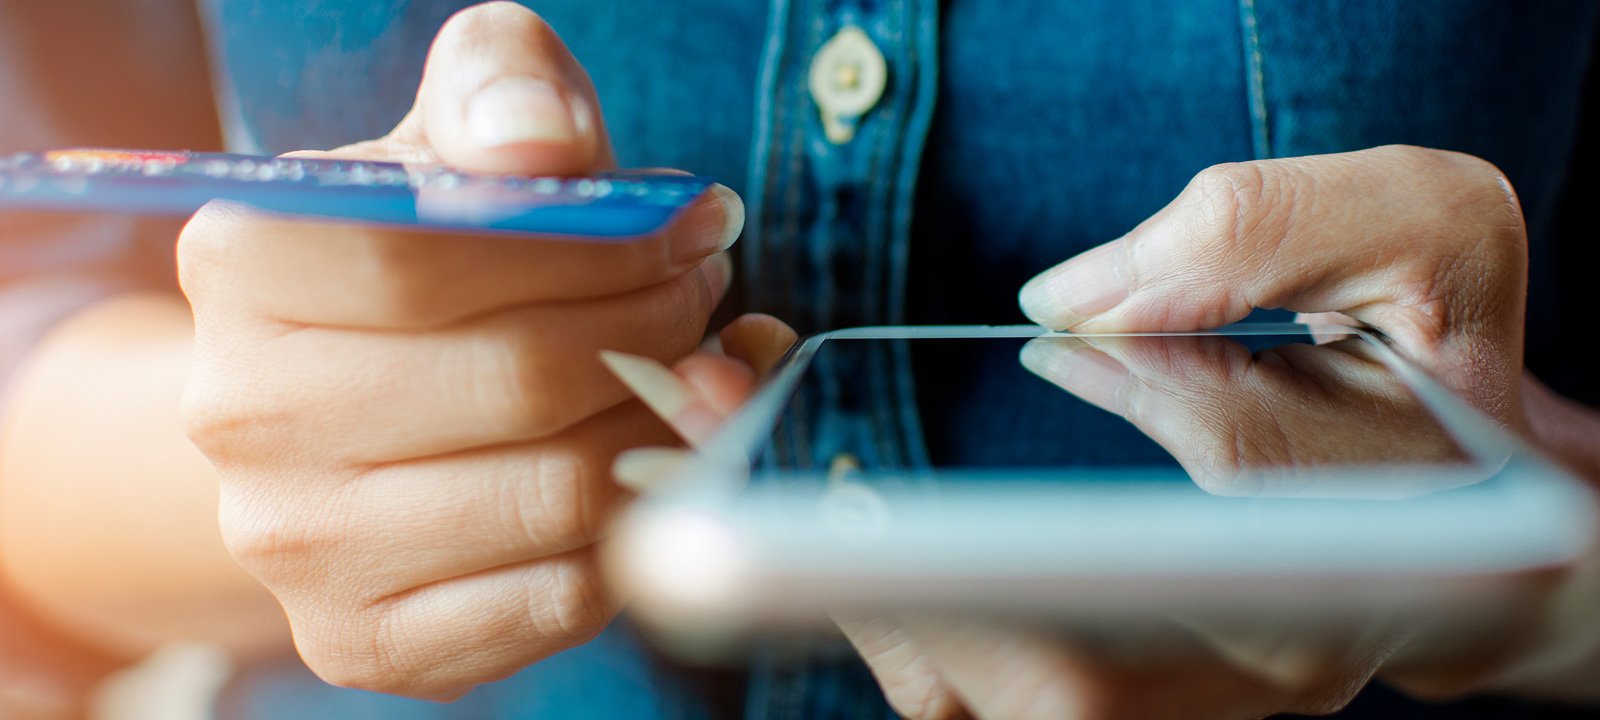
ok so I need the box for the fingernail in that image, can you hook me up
[720,313,798,377]
[613,447,693,492]
[704,251,734,302]
[599,350,721,447]
[673,184,744,262]
[1018,241,1129,330]
[467,77,579,147]
[708,185,745,252]
[600,350,695,418]
[1019,338,1130,414]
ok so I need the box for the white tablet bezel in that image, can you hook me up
[605,324,1597,635]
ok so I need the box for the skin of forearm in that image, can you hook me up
[0,291,290,660]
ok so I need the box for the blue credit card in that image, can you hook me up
[0,149,713,239]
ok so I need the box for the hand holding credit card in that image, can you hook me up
[0,148,712,238]
[96,3,748,699]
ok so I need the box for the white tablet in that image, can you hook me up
[604,324,1596,646]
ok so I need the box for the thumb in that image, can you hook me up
[1015,147,1527,420]
[1016,147,1525,342]
[401,2,613,175]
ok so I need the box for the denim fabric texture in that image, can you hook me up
[202,0,1600,717]
[741,4,938,717]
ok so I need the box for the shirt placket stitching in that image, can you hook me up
[746,0,929,714]
[784,3,828,473]
[868,0,905,467]
[1238,0,1272,159]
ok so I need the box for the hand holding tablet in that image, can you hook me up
[605,145,1600,717]
[877,145,1596,718]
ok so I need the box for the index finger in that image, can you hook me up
[178,174,741,328]
[1020,335,1475,497]
[1017,146,1527,420]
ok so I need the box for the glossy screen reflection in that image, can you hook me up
[613,328,1592,632]
[760,330,1477,500]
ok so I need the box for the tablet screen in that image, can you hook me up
[752,327,1474,499]
[613,326,1592,628]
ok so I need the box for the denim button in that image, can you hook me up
[807,25,886,144]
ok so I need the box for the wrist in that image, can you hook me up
[1522,373,1600,483]
[1411,374,1600,701]
[1375,376,1600,701]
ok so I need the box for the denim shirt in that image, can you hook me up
[203,1,1600,718]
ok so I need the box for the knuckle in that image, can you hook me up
[364,608,428,695]
[884,680,960,720]
[179,364,269,466]
[180,344,304,466]
[506,449,609,549]
[178,370,236,457]
[1391,233,1520,348]
[1187,161,1277,254]
[1366,148,1528,352]
[299,604,425,696]
[1401,260,1466,336]
[1134,396,1277,498]
[1218,414,1277,475]
[533,560,611,647]
[176,203,252,301]
[1183,439,1253,496]
[307,634,404,695]
[1382,145,1528,253]
[481,328,569,438]
[643,268,718,346]
[216,489,326,586]
[692,263,721,318]
[1374,142,1504,195]
[222,525,300,579]
[1464,162,1529,261]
